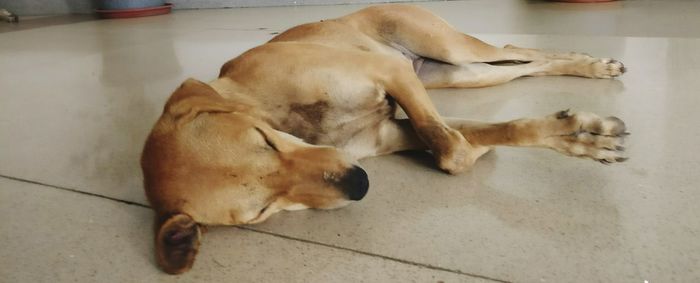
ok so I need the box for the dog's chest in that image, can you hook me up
[277,84,393,147]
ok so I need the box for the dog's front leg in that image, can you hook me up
[367,110,628,168]
[380,64,484,174]
[445,110,629,163]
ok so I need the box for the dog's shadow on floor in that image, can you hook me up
[389,149,623,249]
[393,149,500,174]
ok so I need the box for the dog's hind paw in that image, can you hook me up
[590,58,626,78]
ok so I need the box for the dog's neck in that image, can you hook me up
[207,77,274,122]
[208,77,252,102]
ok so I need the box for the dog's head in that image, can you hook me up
[141,79,369,226]
[142,78,369,274]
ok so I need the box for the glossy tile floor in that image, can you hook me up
[1,1,699,282]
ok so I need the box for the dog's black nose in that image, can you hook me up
[338,165,369,201]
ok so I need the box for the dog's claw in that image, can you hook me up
[610,59,627,74]
[556,109,571,119]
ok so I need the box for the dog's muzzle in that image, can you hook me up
[338,165,369,201]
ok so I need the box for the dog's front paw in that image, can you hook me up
[544,110,629,164]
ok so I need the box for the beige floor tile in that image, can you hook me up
[0,177,487,282]
[1,1,699,282]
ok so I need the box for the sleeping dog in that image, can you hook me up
[141,4,628,274]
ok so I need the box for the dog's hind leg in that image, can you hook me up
[370,110,628,166]
[341,4,516,64]
[416,60,545,88]
[416,58,624,88]
[342,4,625,83]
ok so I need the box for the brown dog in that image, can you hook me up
[141,4,628,274]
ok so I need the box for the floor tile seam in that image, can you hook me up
[0,174,149,208]
[0,173,510,282]
[238,226,512,283]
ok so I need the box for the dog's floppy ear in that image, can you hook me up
[155,213,201,274]
[164,78,249,126]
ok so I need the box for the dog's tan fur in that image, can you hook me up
[141,4,628,274]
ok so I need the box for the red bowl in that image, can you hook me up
[96,3,173,19]
[551,0,617,2]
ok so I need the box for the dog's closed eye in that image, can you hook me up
[254,127,280,151]
[259,203,271,215]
